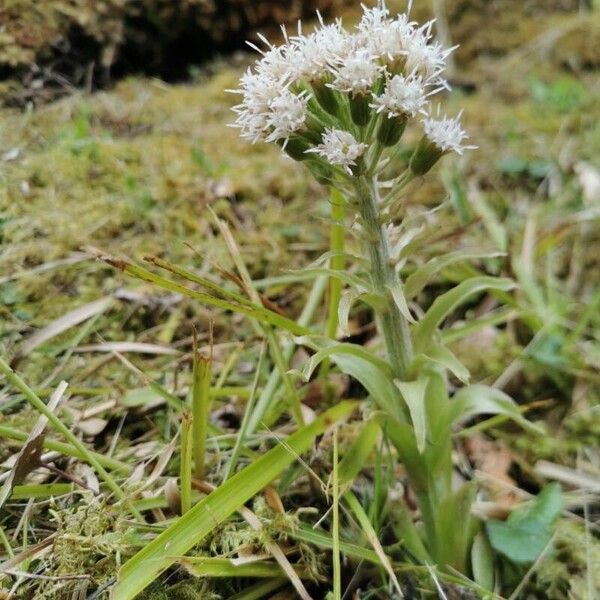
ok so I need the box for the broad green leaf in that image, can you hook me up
[413,277,515,352]
[383,417,426,493]
[404,251,505,299]
[451,384,543,434]
[110,401,356,600]
[296,336,403,419]
[395,378,429,453]
[486,483,563,564]
[338,419,380,486]
[471,532,495,592]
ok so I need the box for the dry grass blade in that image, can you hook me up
[0,535,57,576]
[534,460,600,493]
[16,297,114,358]
[74,342,179,355]
[345,491,404,598]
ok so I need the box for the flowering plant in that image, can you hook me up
[229,0,539,589]
[96,2,545,597]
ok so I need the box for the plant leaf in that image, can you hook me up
[388,282,415,323]
[110,401,356,600]
[413,277,515,352]
[471,532,495,591]
[287,267,369,291]
[297,336,394,381]
[104,258,311,337]
[451,384,543,434]
[338,419,379,487]
[414,344,470,384]
[486,483,563,564]
[434,482,478,573]
[337,290,385,336]
[390,499,432,563]
[404,251,505,299]
[295,336,403,419]
[395,378,429,453]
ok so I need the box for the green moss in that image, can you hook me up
[530,521,600,599]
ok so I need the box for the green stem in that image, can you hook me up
[320,188,346,378]
[180,412,193,514]
[192,353,212,480]
[353,177,413,379]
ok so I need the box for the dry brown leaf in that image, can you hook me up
[464,435,520,508]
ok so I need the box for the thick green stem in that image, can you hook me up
[353,177,413,379]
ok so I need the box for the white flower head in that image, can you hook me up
[230,70,281,143]
[404,25,454,85]
[265,89,309,142]
[372,72,429,118]
[329,48,381,96]
[422,109,476,155]
[245,33,297,85]
[307,128,368,174]
[361,13,416,65]
[290,20,354,84]
[231,68,308,143]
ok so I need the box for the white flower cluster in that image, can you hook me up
[230,1,474,176]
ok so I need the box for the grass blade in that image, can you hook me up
[110,401,356,599]
[180,412,193,514]
[102,256,311,337]
[192,353,212,480]
[0,358,140,519]
[332,429,341,600]
[178,557,308,578]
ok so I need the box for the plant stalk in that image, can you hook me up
[353,176,413,379]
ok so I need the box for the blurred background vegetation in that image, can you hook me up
[1,1,599,598]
